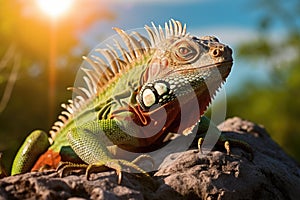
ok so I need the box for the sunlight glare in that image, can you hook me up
[37,0,73,18]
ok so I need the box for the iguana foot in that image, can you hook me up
[57,162,88,177]
[195,116,253,160]
[57,155,153,184]
[198,135,253,160]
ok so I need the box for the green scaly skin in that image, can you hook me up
[10,20,252,183]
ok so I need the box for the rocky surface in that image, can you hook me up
[0,117,299,200]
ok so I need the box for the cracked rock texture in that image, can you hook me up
[0,117,299,200]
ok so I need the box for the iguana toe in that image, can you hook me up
[198,136,253,160]
[57,158,151,184]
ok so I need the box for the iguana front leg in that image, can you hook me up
[58,120,153,184]
[196,116,253,159]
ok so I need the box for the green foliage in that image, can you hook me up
[228,0,300,162]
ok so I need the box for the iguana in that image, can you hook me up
[10,19,252,183]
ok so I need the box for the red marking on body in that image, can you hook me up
[31,150,61,171]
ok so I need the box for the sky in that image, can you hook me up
[83,0,261,44]
[76,0,282,95]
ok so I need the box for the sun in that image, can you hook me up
[37,0,73,18]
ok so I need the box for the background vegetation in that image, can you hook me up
[0,0,299,173]
[228,0,300,161]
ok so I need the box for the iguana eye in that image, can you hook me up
[175,43,196,61]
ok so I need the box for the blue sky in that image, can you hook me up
[83,0,262,43]
[78,0,276,94]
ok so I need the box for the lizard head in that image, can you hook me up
[137,27,233,117]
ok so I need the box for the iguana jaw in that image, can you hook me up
[137,60,232,112]
[173,60,233,73]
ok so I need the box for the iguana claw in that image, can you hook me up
[198,135,253,160]
[196,116,253,160]
[57,155,152,184]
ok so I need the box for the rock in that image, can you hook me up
[0,117,299,200]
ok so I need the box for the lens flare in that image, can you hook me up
[37,0,73,18]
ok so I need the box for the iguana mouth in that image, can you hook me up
[174,60,233,73]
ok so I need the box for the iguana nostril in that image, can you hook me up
[211,48,222,57]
